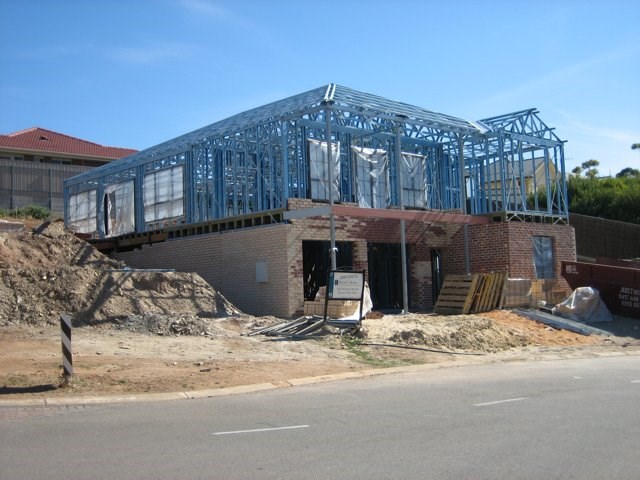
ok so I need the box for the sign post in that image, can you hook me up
[323,268,366,327]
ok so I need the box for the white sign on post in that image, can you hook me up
[328,271,364,300]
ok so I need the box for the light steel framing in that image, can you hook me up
[64,84,568,238]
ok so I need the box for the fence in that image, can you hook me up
[0,159,91,216]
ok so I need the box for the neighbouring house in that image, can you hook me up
[0,127,137,215]
[63,84,575,317]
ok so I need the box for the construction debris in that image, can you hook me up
[246,316,334,338]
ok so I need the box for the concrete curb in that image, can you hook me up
[1,347,639,407]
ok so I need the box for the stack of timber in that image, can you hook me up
[434,272,507,315]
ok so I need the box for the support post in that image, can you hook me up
[458,134,470,274]
[60,313,73,386]
[396,123,409,314]
[325,104,337,270]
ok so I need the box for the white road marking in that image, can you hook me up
[474,397,527,407]
[213,425,309,435]
[631,380,640,384]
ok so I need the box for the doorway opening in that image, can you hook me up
[431,248,444,304]
[302,240,353,301]
[367,242,406,310]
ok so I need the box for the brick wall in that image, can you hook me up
[113,224,292,317]
[445,221,576,305]
[287,199,460,312]
[113,200,575,317]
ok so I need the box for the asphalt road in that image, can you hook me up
[2,355,639,480]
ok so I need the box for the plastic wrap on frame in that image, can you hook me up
[532,236,554,279]
[67,189,97,233]
[143,165,185,223]
[104,180,135,237]
[308,138,340,202]
[402,152,427,208]
[352,146,389,209]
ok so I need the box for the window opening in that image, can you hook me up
[533,236,554,279]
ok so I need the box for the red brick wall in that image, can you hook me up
[445,221,576,303]
[287,199,461,312]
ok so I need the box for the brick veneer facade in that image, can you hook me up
[113,199,576,317]
[445,221,577,303]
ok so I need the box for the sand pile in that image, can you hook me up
[0,221,241,332]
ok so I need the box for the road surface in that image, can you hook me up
[1,355,639,479]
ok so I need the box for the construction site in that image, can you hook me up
[2,218,635,400]
[2,85,639,400]
[63,84,574,317]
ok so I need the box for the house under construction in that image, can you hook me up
[64,84,575,317]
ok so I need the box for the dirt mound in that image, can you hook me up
[363,314,530,353]
[0,221,241,331]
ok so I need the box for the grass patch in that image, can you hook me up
[341,336,416,368]
[0,205,51,220]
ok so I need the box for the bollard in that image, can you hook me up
[60,313,73,386]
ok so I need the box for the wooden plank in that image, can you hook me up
[461,275,480,314]
[478,273,496,312]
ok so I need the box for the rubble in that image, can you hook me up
[0,221,241,332]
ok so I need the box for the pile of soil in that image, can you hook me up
[0,221,241,331]
[384,315,528,353]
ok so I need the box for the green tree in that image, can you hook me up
[581,159,600,179]
[616,167,640,178]
[567,174,640,224]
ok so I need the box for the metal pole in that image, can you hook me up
[396,124,409,313]
[458,135,470,274]
[325,104,337,270]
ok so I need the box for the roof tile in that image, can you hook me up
[0,127,137,159]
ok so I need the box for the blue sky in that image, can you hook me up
[1,0,638,176]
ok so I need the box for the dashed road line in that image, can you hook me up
[213,424,309,435]
[474,397,527,407]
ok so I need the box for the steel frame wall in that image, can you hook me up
[64,84,568,238]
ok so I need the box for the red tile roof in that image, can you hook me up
[0,127,137,159]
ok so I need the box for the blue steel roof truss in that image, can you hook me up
[63,84,568,237]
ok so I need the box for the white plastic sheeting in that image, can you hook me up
[308,139,340,202]
[533,236,554,279]
[67,189,97,233]
[402,152,426,208]
[552,286,614,323]
[352,146,389,209]
[104,180,135,237]
[143,166,184,223]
